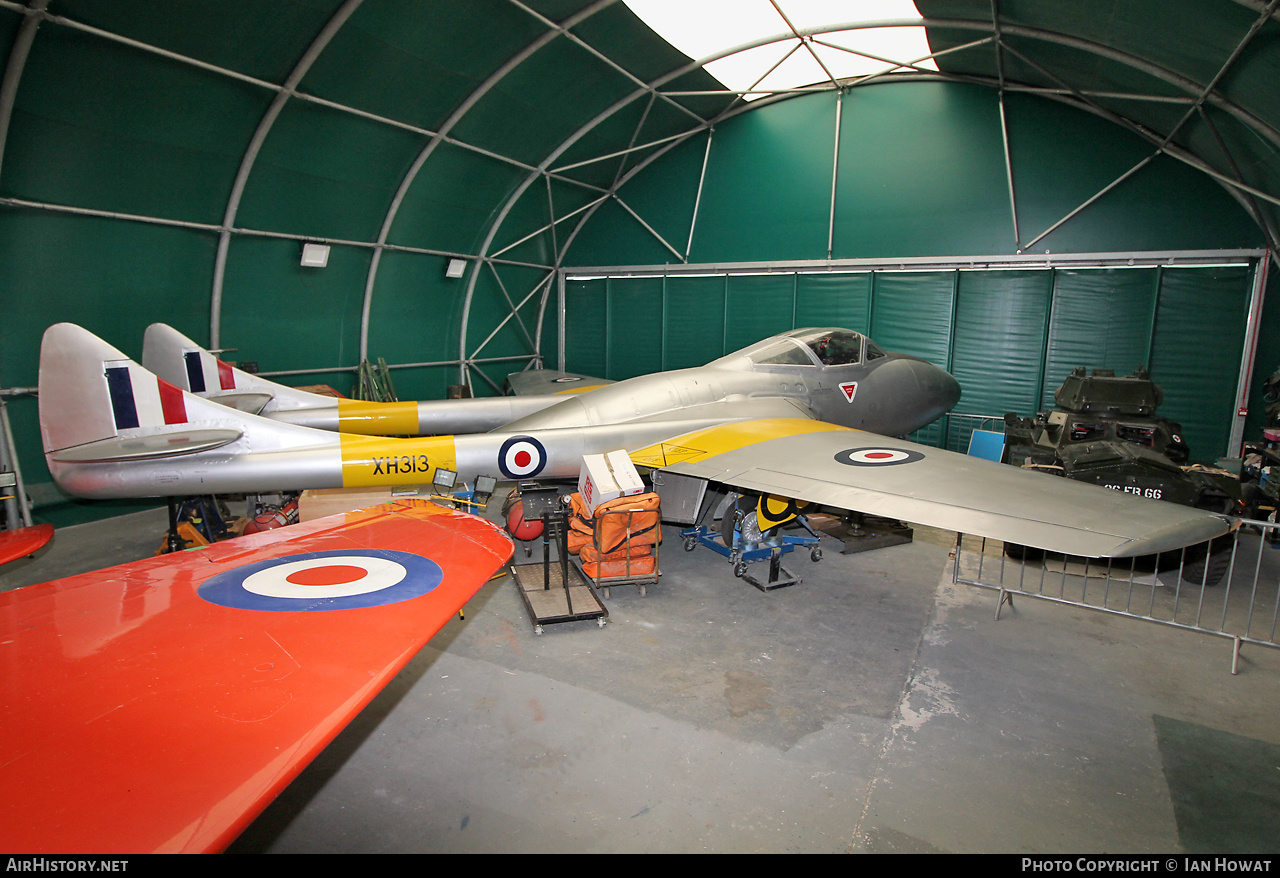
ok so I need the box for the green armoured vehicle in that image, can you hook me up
[1003,367,1239,515]
[1001,367,1239,581]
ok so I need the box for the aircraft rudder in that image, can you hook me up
[39,323,133,454]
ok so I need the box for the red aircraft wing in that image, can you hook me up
[0,499,512,854]
[0,523,53,566]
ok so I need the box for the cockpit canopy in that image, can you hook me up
[730,328,887,369]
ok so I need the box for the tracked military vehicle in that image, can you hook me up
[1003,367,1239,515]
[1002,367,1239,582]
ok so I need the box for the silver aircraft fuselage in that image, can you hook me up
[499,329,960,439]
[40,322,1237,559]
[40,325,959,499]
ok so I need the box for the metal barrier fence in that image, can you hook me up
[952,521,1280,673]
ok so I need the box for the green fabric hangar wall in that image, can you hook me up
[564,264,1253,462]
[562,83,1268,464]
[0,1,561,523]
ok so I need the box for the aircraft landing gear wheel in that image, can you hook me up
[810,546,823,562]
[733,561,748,578]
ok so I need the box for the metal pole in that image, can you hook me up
[0,0,51,185]
[557,269,567,372]
[0,396,32,528]
[1230,253,1270,455]
[685,129,713,260]
[998,92,1021,249]
[827,90,842,260]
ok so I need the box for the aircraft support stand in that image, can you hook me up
[739,545,802,591]
[510,505,607,635]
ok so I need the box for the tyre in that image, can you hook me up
[1003,542,1045,562]
[1178,536,1234,587]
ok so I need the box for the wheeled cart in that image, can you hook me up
[573,503,661,599]
[511,505,607,635]
[680,523,821,590]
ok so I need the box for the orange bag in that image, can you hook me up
[566,492,595,555]
[580,543,651,563]
[582,555,656,579]
[590,493,661,556]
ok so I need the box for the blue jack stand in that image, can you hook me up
[680,517,822,591]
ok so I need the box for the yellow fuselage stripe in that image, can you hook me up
[553,384,608,394]
[339,433,458,487]
[629,418,849,469]
[336,400,420,435]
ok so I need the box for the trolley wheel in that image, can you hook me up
[683,536,697,552]
[733,561,748,578]
[597,617,607,628]
[534,624,543,636]
[810,546,823,562]
[602,586,611,599]
[639,584,647,597]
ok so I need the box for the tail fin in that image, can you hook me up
[38,323,333,466]
[39,323,248,461]
[38,324,355,498]
[142,322,335,415]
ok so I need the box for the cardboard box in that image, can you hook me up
[299,486,426,522]
[578,449,645,515]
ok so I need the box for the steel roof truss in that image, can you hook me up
[490,193,611,261]
[612,194,685,262]
[508,0,708,127]
[1156,0,1280,152]
[769,1,840,90]
[484,259,537,355]
[468,266,553,362]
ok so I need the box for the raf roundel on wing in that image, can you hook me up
[834,447,926,467]
[198,549,444,611]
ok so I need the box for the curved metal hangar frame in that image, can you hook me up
[1,1,1278,398]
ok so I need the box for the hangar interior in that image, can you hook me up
[2,0,1280,855]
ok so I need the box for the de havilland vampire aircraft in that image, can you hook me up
[12,321,1236,851]
[40,321,1234,559]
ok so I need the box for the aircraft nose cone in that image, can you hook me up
[911,359,962,420]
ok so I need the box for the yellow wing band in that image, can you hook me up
[629,418,849,469]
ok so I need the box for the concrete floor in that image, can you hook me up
[4,504,1279,854]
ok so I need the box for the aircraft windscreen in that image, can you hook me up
[788,329,864,366]
[744,338,816,367]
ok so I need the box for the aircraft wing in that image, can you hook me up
[0,499,512,854]
[630,419,1234,559]
[505,368,612,396]
[0,523,53,566]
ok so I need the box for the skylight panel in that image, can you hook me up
[626,0,937,99]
